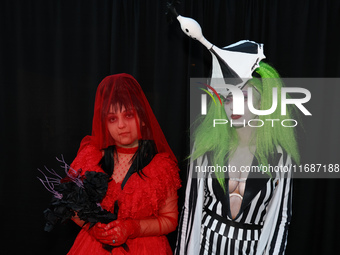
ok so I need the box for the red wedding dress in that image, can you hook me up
[67,144,181,255]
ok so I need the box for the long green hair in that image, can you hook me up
[191,61,300,192]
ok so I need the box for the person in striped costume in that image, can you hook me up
[176,59,299,255]
[169,9,299,254]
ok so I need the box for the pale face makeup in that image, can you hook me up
[224,85,261,127]
[107,104,139,148]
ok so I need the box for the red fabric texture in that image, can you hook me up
[67,74,181,254]
[67,144,181,255]
[78,73,176,163]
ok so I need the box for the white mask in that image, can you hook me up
[224,85,261,127]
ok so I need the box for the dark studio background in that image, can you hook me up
[1,0,340,254]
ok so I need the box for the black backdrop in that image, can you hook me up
[1,0,340,254]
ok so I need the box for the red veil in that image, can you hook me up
[79,73,176,162]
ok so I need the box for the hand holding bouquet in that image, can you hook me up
[38,156,126,252]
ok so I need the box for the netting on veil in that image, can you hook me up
[79,73,176,163]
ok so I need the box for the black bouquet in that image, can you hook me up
[38,156,124,252]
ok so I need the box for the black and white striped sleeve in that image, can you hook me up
[267,151,293,255]
[175,158,198,255]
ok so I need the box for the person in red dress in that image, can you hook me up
[67,73,181,254]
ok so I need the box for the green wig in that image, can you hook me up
[191,61,300,192]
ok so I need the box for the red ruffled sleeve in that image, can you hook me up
[119,152,181,237]
[144,152,181,207]
[69,143,103,175]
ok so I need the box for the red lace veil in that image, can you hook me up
[79,73,176,162]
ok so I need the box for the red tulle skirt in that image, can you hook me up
[67,229,173,255]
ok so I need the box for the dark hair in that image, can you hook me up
[100,79,152,143]
[98,75,157,181]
